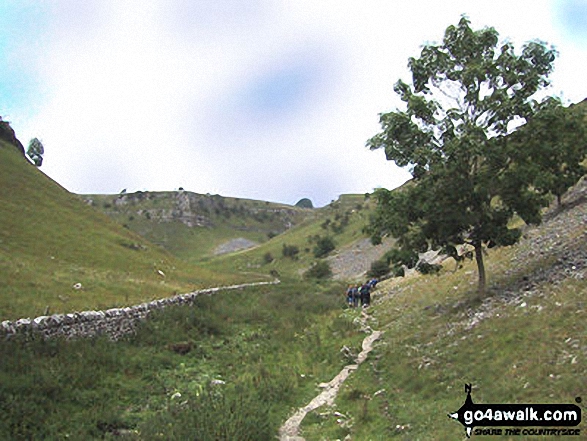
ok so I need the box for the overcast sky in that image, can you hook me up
[2,0,586,206]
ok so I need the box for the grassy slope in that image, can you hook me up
[83,192,314,263]
[300,182,587,440]
[0,280,365,440]
[202,193,376,279]
[0,141,245,320]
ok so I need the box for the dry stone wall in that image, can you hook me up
[0,280,279,341]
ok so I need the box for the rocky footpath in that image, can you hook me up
[279,310,382,441]
[0,280,279,341]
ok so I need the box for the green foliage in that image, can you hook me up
[366,16,558,295]
[313,235,336,258]
[302,235,587,439]
[282,243,300,259]
[26,138,44,167]
[263,252,274,264]
[367,259,390,278]
[0,141,240,319]
[510,98,587,206]
[140,387,272,440]
[0,281,360,440]
[416,261,442,275]
[304,261,333,280]
[384,247,419,269]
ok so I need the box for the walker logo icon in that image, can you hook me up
[448,384,582,438]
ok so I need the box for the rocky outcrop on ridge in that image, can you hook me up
[0,117,25,156]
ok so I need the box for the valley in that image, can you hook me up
[1,119,585,440]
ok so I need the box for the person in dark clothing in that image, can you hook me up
[359,283,371,307]
[367,278,378,289]
[346,285,354,307]
[352,286,360,307]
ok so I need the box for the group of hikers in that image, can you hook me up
[345,278,378,308]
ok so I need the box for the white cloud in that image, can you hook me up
[6,0,586,207]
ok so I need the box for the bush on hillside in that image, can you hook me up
[26,138,44,167]
[304,261,332,280]
[416,261,442,275]
[368,259,390,278]
[282,244,299,260]
[313,236,335,258]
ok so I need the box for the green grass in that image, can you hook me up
[84,188,376,282]
[0,142,246,320]
[83,191,314,262]
[0,280,366,440]
[202,195,375,279]
[299,237,587,440]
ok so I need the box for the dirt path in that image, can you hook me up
[278,311,382,441]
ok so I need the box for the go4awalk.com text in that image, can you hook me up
[448,384,582,437]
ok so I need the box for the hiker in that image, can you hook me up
[367,278,379,289]
[352,285,360,307]
[359,283,371,307]
[346,285,354,307]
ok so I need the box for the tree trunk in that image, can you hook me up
[474,243,486,298]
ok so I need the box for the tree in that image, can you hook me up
[313,235,335,258]
[27,138,44,167]
[509,98,587,207]
[366,17,558,296]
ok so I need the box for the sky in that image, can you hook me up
[2,0,586,207]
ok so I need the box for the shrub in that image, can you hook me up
[263,252,274,264]
[304,261,332,280]
[416,261,442,275]
[313,236,335,258]
[282,244,299,259]
[368,259,390,278]
[392,266,405,277]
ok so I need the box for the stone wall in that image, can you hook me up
[0,280,279,341]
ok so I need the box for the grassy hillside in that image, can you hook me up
[83,191,314,263]
[0,280,362,440]
[300,178,587,440]
[202,193,384,280]
[2,176,584,439]
[85,189,388,282]
[0,140,245,320]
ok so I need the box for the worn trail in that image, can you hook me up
[279,311,382,441]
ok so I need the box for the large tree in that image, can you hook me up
[366,17,559,296]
